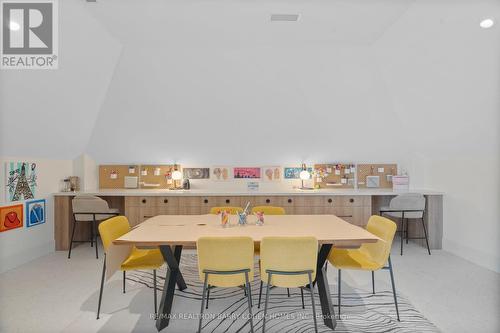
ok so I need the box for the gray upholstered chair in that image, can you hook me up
[68,195,119,259]
[380,193,431,255]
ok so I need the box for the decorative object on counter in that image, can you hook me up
[212,166,232,181]
[262,166,282,182]
[220,210,230,227]
[299,163,314,190]
[284,166,313,179]
[170,165,183,190]
[357,164,397,189]
[0,204,23,232]
[182,179,191,190]
[255,211,264,226]
[183,168,210,179]
[26,199,46,227]
[69,176,80,191]
[234,167,261,179]
[313,163,355,189]
[5,162,37,202]
[237,211,248,226]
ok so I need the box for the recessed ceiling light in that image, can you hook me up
[9,21,20,31]
[480,18,494,29]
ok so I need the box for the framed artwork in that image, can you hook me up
[212,166,232,181]
[0,204,23,232]
[183,168,210,179]
[5,162,37,202]
[284,167,313,179]
[262,166,282,182]
[234,167,261,179]
[26,199,46,227]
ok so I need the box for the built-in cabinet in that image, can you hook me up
[124,195,372,227]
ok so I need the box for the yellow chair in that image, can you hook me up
[197,237,255,333]
[209,206,243,214]
[250,206,286,215]
[328,215,400,321]
[96,216,164,320]
[259,237,318,333]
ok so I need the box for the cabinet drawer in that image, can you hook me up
[125,196,141,207]
[335,196,368,207]
[179,196,202,207]
[293,196,324,207]
[253,196,282,206]
[157,206,179,215]
[280,196,296,207]
[155,196,180,207]
[139,207,157,222]
[138,196,155,207]
[213,196,242,207]
[179,205,201,215]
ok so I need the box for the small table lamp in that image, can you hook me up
[300,163,313,190]
[171,165,183,190]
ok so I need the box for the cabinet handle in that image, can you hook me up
[164,199,168,204]
[287,198,292,203]
[349,198,354,203]
[204,199,208,204]
[226,199,230,204]
[142,199,146,204]
[328,198,333,203]
[266,199,270,204]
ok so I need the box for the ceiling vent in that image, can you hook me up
[270,14,300,22]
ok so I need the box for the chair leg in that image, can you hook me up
[371,271,375,294]
[421,218,432,255]
[400,219,404,256]
[153,269,157,315]
[244,285,247,296]
[206,285,210,309]
[123,271,126,293]
[90,220,94,248]
[406,219,409,244]
[287,288,290,297]
[258,280,263,309]
[96,257,106,320]
[262,273,272,333]
[338,269,341,315]
[198,273,209,333]
[94,220,99,259]
[244,272,255,333]
[68,220,77,259]
[300,287,305,309]
[388,256,400,321]
[308,272,318,333]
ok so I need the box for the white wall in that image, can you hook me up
[0,158,73,273]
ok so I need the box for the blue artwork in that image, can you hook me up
[26,199,45,227]
[284,167,313,179]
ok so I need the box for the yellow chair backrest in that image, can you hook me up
[98,216,130,252]
[251,206,286,215]
[260,237,318,288]
[209,206,243,214]
[359,215,397,267]
[197,237,254,288]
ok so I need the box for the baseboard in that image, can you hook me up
[443,238,500,273]
[0,240,55,274]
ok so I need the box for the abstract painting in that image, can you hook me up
[183,168,210,179]
[0,204,23,232]
[5,162,37,202]
[212,167,232,181]
[234,167,261,179]
[262,166,282,182]
[284,167,313,179]
[26,199,46,227]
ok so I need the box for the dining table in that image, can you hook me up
[112,214,380,331]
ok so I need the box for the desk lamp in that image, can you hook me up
[299,163,313,190]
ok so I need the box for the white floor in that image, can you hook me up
[0,240,498,333]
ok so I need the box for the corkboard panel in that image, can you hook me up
[357,164,397,189]
[139,165,176,189]
[99,165,139,189]
[313,164,356,189]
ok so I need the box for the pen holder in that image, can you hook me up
[255,211,264,226]
[237,212,247,226]
[220,211,229,228]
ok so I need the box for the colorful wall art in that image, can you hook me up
[212,167,232,181]
[262,166,282,182]
[284,167,313,179]
[5,162,37,202]
[0,204,23,232]
[26,199,46,227]
[234,167,261,179]
[183,168,210,179]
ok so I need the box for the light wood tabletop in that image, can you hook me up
[113,214,380,247]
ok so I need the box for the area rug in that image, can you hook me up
[126,254,439,333]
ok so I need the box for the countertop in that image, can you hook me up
[53,188,444,197]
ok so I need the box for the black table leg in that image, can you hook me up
[156,245,185,331]
[173,245,187,290]
[315,244,337,330]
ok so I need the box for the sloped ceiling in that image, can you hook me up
[1,0,498,165]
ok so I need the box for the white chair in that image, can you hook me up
[380,193,431,255]
[69,195,119,259]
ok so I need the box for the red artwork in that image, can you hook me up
[233,167,261,179]
[0,204,23,232]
